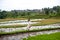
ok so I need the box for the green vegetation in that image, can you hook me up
[32,19,60,26]
[0,4,60,40]
[0,28,60,35]
[0,30,27,35]
[0,6,60,19]
[0,18,27,22]
[0,19,60,28]
[0,24,27,28]
[23,32,60,40]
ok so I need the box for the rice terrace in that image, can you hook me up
[0,0,60,40]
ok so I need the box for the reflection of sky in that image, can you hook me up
[0,0,60,11]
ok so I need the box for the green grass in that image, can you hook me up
[0,15,51,22]
[0,30,27,35]
[0,24,27,28]
[0,28,60,35]
[0,18,27,22]
[32,19,60,26]
[0,19,60,28]
[0,14,60,22]
[23,32,60,40]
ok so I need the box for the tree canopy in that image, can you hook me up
[0,6,60,19]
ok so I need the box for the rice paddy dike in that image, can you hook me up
[0,19,60,40]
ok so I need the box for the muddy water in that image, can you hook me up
[0,21,37,26]
[0,29,60,40]
[0,19,44,26]
[0,23,60,32]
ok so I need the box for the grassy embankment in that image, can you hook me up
[0,14,56,22]
[32,19,60,26]
[0,18,27,22]
[0,14,60,22]
[0,28,60,35]
[0,18,27,28]
[23,32,60,40]
[0,24,27,28]
[0,19,60,28]
[0,18,60,35]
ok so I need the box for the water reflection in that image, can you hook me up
[0,29,60,40]
[0,20,37,26]
[0,23,60,32]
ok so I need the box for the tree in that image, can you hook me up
[0,11,7,19]
[43,8,50,15]
[53,6,60,16]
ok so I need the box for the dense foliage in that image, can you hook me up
[0,6,60,19]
